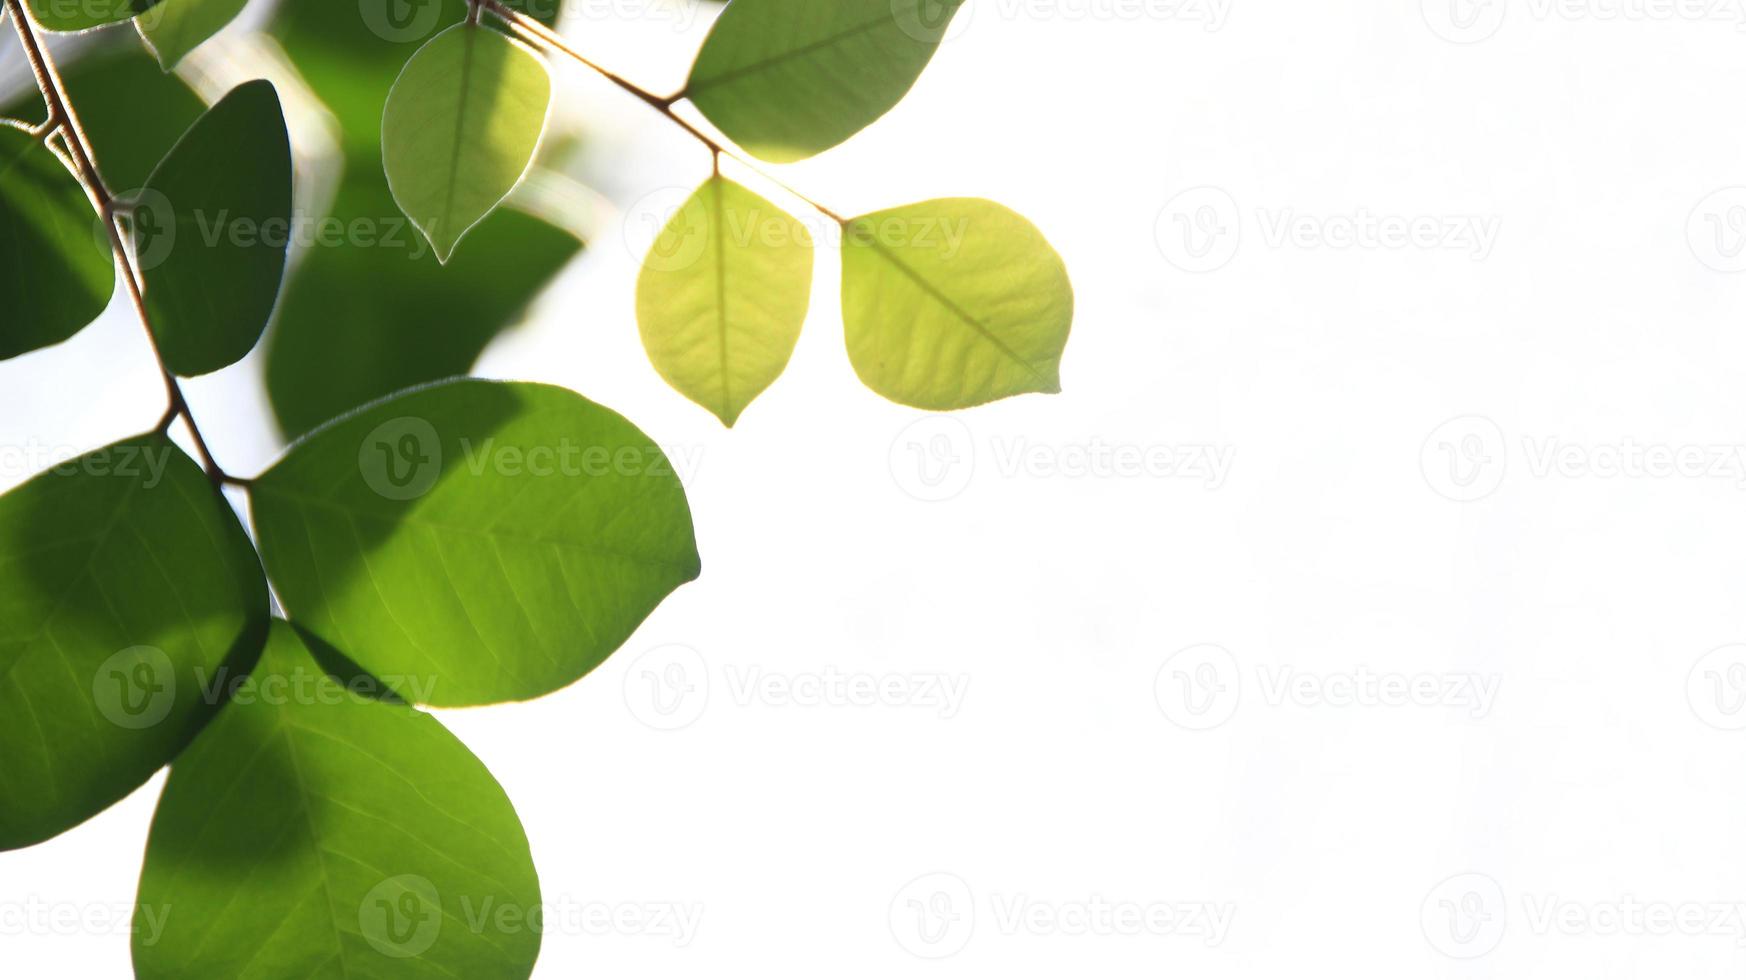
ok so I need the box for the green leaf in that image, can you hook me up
[382,24,551,263]
[135,79,293,376]
[685,0,965,163]
[251,380,701,706]
[23,0,157,32]
[0,126,114,360]
[264,175,581,440]
[0,37,205,193]
[0,437,269,851]
[841,198,1072,409]
[635,176,813,427]
[136,0,248,70]
[134,622,542,979]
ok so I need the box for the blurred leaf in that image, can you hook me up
[0,36,204,192]
[842,198,1072,409]
[135,80,292,376]
[636,176,812,427]
[0,127,114,359]
[136,0,248,70]
[263,174,579,440]
[0,437,269,851]
[251,380,700,706]
[685,0,964,163]
[382,23,551,262]
[134,622,542,979]
[24,0,156,32]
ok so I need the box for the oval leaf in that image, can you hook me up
[250,379,701,706]
[636,176,813,427]
[842,198,1072,409]
[0,126,114,360]
[136,0,249,70]
[685,0,965,163]
[24,0,156,32]
[382,24,551,263]
[134,622,542,979]
[136,79,293,376]
[0,437,269,851]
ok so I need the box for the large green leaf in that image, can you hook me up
[251,380,701,706]
[0,437,269,851]
[635,176,812,427]
[382,24,551,262]
[24,0,157,32]
[134,622,542,979]
[264,175,580,440]
[0,126,114,360]
[136,0,248,70]
[0,36,204,198]
[685,0,965,162]
[842,198,1072,409]
[135,79,292,376]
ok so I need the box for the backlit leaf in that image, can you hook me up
[135,79,293,376]
[685,0,965,162]
[251,380,701,706]
[0,437,269,851]
[24,0,156,32]
[841,198,1072,409]
[382,23,551,262]
[134,622,542,979]
[0,126,114,360]
[136,0,248,70]
[635,176,813,427]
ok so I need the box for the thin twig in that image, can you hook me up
[4,0,231,487]
[475,0,849,224]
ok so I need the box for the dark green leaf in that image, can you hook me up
[685,0,965,162]
[381,23,551,262]
[842,198,1072,409]
[635,176,812,427]
[0,437,269,851]
[134,622,542,979]
[251,379,701,706]
[135,79,293,376]
[0,126,114,359]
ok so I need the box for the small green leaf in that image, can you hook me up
[251,379,701,706]
[842,198,1073,409]
[136,79,293,376]
[136,0,248,70]
[382,23,551,262]
[0,437,269,851]
[685,0,965,162]
[635,176,813,427]
[24,0,157,32]
[0,126,114,360]
[134,622,542,979]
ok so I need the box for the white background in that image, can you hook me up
[7,0,1746,975]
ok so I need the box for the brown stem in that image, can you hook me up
[4,0,230,487]
[475,0,848,224]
